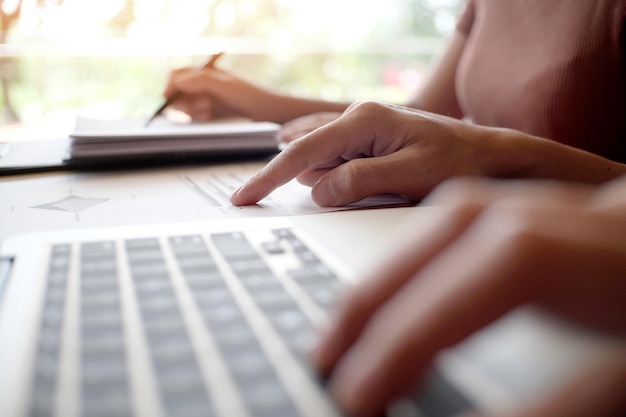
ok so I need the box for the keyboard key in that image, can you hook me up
[211,232,258,260]
[182,272,225,290]
[29,226,345,417]
[176,256,218,273]
[261,240,285,254]
[128,262,169,276]
[212,323,256,348]
[301,283,344,309]
[240,377,299,417]
[288,264,337,284]
[126,242,214,417]
[126,250,164,264]
[168,235,208,255]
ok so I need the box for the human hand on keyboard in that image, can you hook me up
[311,176,626,417]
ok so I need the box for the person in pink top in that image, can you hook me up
[164,1,626,415]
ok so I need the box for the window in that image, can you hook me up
[0,0,462,131]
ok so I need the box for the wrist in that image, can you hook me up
[479,127,626,183]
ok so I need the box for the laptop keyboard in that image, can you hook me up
[29,228,345,417]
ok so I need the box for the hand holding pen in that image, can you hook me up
[145,51,224,126]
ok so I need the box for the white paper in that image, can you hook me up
[72,118,280,140]
[0,139,69,171]
[0,161,412,242]
[70,118,280,157]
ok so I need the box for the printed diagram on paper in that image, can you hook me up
[0,162,410,241]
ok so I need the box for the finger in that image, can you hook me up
[163,66,196,97]
[327,199,626,416]
[326,211,546,416]
[279,112,342,143]
[312,201,486,375]
[186,96,214,121]
[229,142,326,206]
[172,68,230,97]
[278,116,318,141]
[278,124,318,143]
[295,159,345,187]
[278,123,319,143]
[277,128,306,143]
[313,178,549,374]
[311,146,468,206]
[230,110,379,206]
[505,352,626,417]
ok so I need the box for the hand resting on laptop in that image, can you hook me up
[312,176,626,417]
[229,101,626,208]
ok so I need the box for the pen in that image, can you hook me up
[145,51,224,127]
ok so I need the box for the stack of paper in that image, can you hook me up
[70,118,281,160]
[0,119,281,175]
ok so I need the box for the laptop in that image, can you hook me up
[0,215,473,417]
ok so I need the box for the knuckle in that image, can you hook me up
[347,100,388,119]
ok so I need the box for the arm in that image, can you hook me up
[279,29,469,142]
[166,29,466,135]
[405,30,467,118]
[164,66,350,124]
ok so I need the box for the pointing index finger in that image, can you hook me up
[229,119,357,206]
[230,146,304,205]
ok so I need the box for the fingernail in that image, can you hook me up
[313,177,337,206]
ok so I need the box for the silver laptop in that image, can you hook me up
[0,217,471,417]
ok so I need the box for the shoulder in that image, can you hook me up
[455,0,474,35]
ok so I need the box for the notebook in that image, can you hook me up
[0,119,280,175]
[0,216,472,417]
[69,118,280,160]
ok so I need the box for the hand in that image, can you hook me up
[230,100,511,207]
[278,112,342,143]
[311,176,626,416]
[163,66,288,122]
[230,100,626,207]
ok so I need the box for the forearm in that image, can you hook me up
[483,127,626,183]
[264,93,351,124]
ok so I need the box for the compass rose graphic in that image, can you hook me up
[31,195,109,213]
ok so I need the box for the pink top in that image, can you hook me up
[455,0,626,162]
